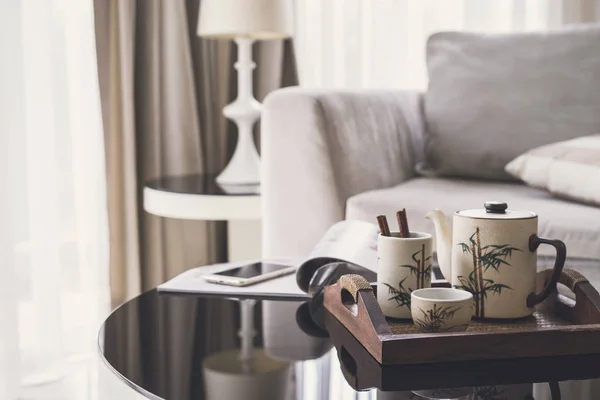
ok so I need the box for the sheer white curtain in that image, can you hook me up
[295,0,599,90]
[1,0,108,398]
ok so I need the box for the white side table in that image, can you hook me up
[143,174,261,261]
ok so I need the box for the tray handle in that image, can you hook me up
[558,269,589,292]
[327,274,392,341]
[338,274,373,303]
[540,268,600,325]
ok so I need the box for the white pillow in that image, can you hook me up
[505,134,600,206]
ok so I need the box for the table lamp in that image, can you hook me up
[197,0,294,191]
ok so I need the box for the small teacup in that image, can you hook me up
[411,288,473,333]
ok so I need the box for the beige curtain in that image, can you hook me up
[94,0,298,307]
[562,0,600,23]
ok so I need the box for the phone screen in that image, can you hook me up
[214,263,290,279]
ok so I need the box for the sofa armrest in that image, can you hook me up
[261,87,424,258]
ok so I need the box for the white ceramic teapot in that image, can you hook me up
[426,201,566,319]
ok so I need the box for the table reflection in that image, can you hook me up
[203,300,291,399]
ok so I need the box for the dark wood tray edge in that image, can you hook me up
[324,269,600,365]
[325,309,600,392]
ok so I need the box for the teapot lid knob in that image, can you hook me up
[485,201,508,214]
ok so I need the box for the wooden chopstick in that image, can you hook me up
[396,211,405,238]
[376,215,391,237]
[401,208,410,238]
[396,208,410,238]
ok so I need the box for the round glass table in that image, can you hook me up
[99,289,600,399]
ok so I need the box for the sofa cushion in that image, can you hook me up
[423,26,600,181]
[506,134,600,206]
[346,177,600,260]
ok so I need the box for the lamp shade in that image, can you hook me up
[197,0,293,39]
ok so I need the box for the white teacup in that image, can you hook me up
[411,288,473,333]
[377,232,433,319]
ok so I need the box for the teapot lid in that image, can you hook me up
[457,201,537,220]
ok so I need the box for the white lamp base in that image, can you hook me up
[217,37,262,189]
[215,138,261,187]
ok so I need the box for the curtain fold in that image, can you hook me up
[95,0,141,310]
[94,0,298,308]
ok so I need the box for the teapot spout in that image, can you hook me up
[425,209,452,282]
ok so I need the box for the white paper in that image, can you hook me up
[157,259,309,299]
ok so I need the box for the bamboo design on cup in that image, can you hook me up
[413,304,461,333]
[383,247,432,308]
[410,244,432,289]
[377,209,431,309]
[383,278,412,308]
[454,226,521,319]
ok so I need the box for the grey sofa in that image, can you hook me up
[261,26,600,282]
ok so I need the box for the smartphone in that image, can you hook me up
[203,262,296,287]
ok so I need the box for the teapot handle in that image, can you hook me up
[526,234,567,308]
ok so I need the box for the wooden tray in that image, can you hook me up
[324,268,600,365]
[325,310,600,392]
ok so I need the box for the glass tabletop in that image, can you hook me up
[98,289,600,400]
